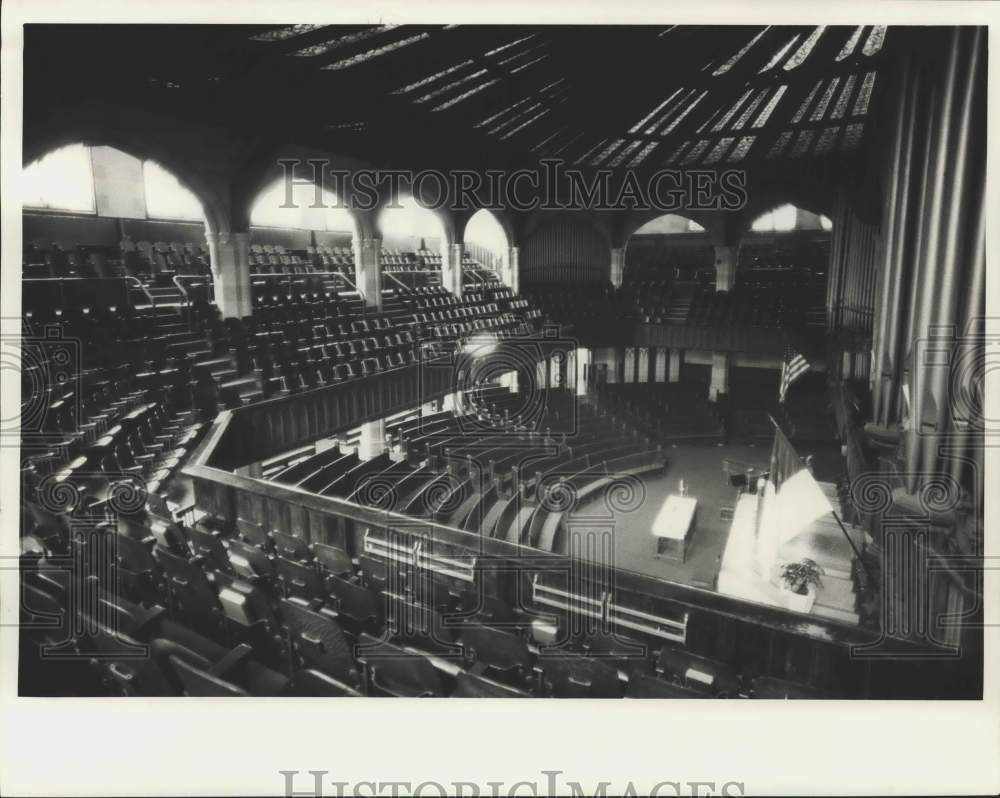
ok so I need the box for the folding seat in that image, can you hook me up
[540,653,622,697]
[153,546,224,630]
[167,645,288,697]
[275,556,327,602]
[182,524,232,573]
[288,669,364,696]
[356,632,446,697]
[312,542,353,577]
[280,598,363,688]
[326,574,383,632]
[458,623,533,683]
[225,537,276,583]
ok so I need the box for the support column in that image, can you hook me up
[637,347,650,383]
[507,246,520,293]
[575,347,592,396]
[710,351,729,400]
[609,247,625,289]
[358,419,386,461]
[623,347,636,383]
[714,245,739,291]
[205,231,252,319]
[668,349,682,383]
[443,241,464,297]
[654,348,667,382]
[355,237,383,311]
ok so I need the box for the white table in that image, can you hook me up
[652,495,697,562]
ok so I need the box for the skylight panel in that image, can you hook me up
[703,137,736,164]
[815,126,841,155]
[510,54,549,74]
[767,131,794,159]
[608,140,646,168]
[532,128,567,153]
[727,135,755,162]
[790,130,815,158]
[431,78,500,110]
[413,69,489,103]
[752,85,787,128]
[758,35,800,73]
[549,131,586,157]
[489,102,543,135]
[712,27,770,76]
[841,122,865,152]
[590,139,625,167]
[499,108,552,140]
[485,34,538,57]
[852,71,877,116]
[496,40,548,67]
[662,91,706,135]
[783,26,826,70]
[835,26,864,61]
[393,60,475,94]
[810,77,841,122]
[732,89,769,130]
[629,89,683,134]
[627,141,661,168]
[293,26,393,57]
[830,74,857,119]
[250,25,325,42]
[323,32,430,70]
[574,139,608,165]
[647,89,695,134]
[790,80,823,124]
[712,89,753,132]
[681,139,712,165]
[862,26,887,56]
[664,141,691,164]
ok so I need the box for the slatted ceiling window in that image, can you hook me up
[767,130,794,159]
[852,71,877,116]
[510,54,549,74]
[790,129,816,158]
[489,101,543,135]
[496,40,549,67]
[841,122,865,152]
[712,26,770,76]
[662,91,707,135]
[499,106,555,139]
[590,138,626,167]
[549,131,585,157]
[413,69,490,103]
[732,88,769,130]
[664,140,691,164]
[711,89,753,132]
[830,74,858,119]
[629,89,683,134]
[484,33,538,57]
[574,138,608,165]
[431,78,500,111]
[647,89,695,134]
[810,77,841,122]
[727,135,756,162]
[862,26,887,56]
[696,106,724,134]
[783,26,826,71]
[627,140,661,167]
[323,32,430,69]
[752,84,787,128]
[791,79,823,124]
[608,140,646,167]
[250,24,325,42]
[703,136,735,165]
[758,34,800,73]
[292,26,392,57]
[681,139,712,165]
[394,60,475,94]
[531,127,567,153]
[836,26,865,61]
[815,125,841,155]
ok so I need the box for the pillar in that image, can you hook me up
[637,347,650,383]
[507,246,520,293]
[623,347,635,383]
[710,351,729,400]
[668,349,682,383]
[443,241,464,297]
[575,347,592,396]
[358,419,386,461]
[714,245,739,291]
[609,247,625,289]
[205,231,251,319]
[654,348,667,382]
[355,236,383,311]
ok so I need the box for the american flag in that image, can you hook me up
[778,345,809,403]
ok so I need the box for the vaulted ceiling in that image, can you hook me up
[25,24,901,181]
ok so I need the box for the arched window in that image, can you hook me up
[751,203,798,232]
[22,144,95,213]
[143,160,204,221]
[631,214,705,236]
[250,179,354,232]
[378,195,447,248]
[465,209,508,267]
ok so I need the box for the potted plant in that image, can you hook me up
[777,558,824,613]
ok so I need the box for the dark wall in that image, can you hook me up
[249,226,312,250]
[121,218,205,244]
[24,211,119,248]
